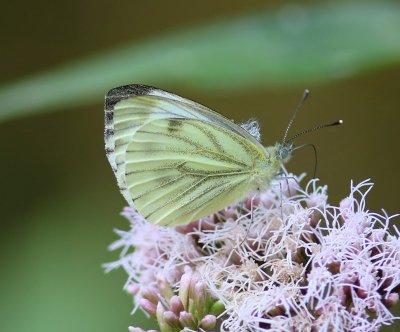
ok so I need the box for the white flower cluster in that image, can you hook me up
[106,176,400,332]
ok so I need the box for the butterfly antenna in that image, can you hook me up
[286,120,343,143]
[283,89,310,143]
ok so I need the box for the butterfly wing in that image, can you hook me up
[125,118,265,226]
[105,84,270,225]
[105,85,266,169]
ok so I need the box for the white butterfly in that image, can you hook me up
[104,84,340,226]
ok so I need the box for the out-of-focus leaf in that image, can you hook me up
[0,2,400,122]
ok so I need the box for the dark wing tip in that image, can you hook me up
[104,84,154,111]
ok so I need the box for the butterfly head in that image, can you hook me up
[275,142,293,163]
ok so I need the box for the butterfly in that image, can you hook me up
[104,84,340,226]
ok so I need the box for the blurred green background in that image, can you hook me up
[1,1,399,331]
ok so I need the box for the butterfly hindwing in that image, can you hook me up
[124,118,260,226]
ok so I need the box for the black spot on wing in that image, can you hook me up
[104,84,154,111]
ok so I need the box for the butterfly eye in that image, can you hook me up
[277,143,294,162]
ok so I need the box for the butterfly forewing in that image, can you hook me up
[105,85,267,175]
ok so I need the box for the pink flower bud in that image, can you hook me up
[179,272,192,310]
[179,311,196,329]
[170,295,184,315]
[194,282,207,317]
[163,311,181,329]
[141,286,159,305]
[157,272,174,301]
[139,299,157,316]
[200,314,217,329]
[384,293,399,307]
[156,302,168,331]
[188,274,201,297]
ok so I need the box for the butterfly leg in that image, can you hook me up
[238,194,256,248]
[279,181,283,219]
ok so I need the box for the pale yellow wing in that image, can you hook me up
[104,84,268,206]
[124,118,266,226]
